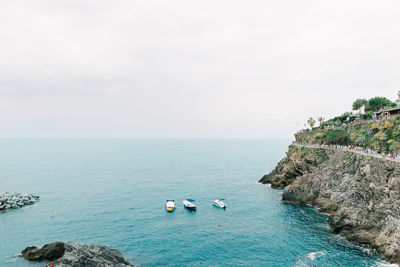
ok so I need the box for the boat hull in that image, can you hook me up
[183,200,196,211]
[166,206,175,212]
[213,200,227,209]
[165,200,175,212]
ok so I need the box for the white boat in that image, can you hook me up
[165,200,175,212]
[213,199,227,209]
[183,199,196,211]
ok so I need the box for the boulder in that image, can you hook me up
[22,242,65,261]
[21,242,134,266]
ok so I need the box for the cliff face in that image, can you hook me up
[260,146,400,263]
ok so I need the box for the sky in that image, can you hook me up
[0,0,400,138]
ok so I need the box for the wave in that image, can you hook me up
[307,251,327,261]
[375,262,399,267]
[295,251,328,267]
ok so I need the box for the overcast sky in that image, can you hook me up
[1,0,399,138]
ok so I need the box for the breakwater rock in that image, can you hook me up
[260,145,400,263]
[0,192,39,211]
[21,241,134,266]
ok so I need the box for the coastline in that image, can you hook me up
[260,144,400,263]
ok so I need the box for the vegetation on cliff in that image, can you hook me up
[297,95,400,153]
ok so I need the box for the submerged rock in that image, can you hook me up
[261,145,400,263]
[21,242,134,266]
[0,192,39,212]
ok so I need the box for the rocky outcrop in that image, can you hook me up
[21,242,134,266]
[259,146,327,188]
[0,192,39,211]
[260,145,400,263]
[22,242,65,261]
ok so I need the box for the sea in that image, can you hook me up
[0,138,394,266]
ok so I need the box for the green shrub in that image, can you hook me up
[348,115,357,123]
[389,141,400,153]
[361,111,374,120]
[365,97,396,112]
[321,129,350,145]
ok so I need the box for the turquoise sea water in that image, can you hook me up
[0,138,389,266]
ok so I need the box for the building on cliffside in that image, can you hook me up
[375,107,400,120]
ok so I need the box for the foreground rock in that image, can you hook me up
[22,242,134,266]
[0,192,39,211]
[22,242,65,261]
[260,145,400,263]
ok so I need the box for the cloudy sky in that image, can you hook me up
[1,0,399,138]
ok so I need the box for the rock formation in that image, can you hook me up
[260,145,400,263]
[0,192,39,211]
[21,242,134,266]
[22,242,65,261]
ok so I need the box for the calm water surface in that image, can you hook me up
[0,139,390,266]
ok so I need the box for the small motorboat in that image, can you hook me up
[183,199,196,211]
[165,200,175,212]
[213,199,227,209]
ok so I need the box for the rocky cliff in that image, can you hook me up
[260,145,400,263]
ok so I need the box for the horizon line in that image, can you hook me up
[0,136,293,140]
